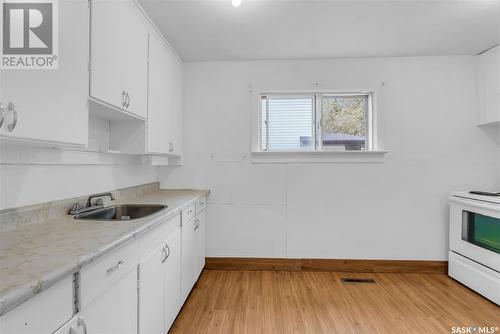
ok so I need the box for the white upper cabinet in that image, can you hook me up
[90,0,148,119]
[147,30,183,156]
[477,46,499,125]
[0,0,89,146]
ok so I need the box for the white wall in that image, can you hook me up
[159,56,500,261]
[0,146,157,210]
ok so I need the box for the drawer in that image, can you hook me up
[0,276,73,334]
[181,204,195,226]
[196,196,207,215]
[79,239,138,309]
[137,214,180,260]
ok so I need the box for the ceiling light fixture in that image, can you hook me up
[232,0,241,7]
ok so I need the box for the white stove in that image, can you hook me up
[449,192,500,305]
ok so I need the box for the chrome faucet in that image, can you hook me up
[86,192,115,207]
[69,192,116,216]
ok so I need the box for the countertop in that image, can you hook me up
[0,189,209,315]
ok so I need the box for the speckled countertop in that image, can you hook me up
[0,189,209,315]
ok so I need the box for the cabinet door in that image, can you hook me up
[138,244,165,334]
[169,49,183,156]
[195,213,206,279]
[147,32,172,154]
[147,31,183,156]
[477,46,499,125]
[0,0,89,146]
[90,0,148,118]
[181,218,197,302]
[164,229,182,332]
[0,276,73,334]
[80,269,137,334]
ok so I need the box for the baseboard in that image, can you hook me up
[205,257,448,274]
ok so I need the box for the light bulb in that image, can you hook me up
[232,0,241,7]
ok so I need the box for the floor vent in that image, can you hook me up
[341,278,376,284]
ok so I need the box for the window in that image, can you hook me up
[260,92,373,152]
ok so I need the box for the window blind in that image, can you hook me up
[261,96,314,151]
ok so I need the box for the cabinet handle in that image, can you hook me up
[161,243,170,263]
[106,260,123,274]
[122,90,127,108]
[77,317,88,334]
[7,102,17,132]
[0,102,5,128]
[125,93,130,108]
[194,217,199,230]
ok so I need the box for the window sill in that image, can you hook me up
[250,150,388,164]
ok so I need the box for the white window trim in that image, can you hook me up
[251,88,387,163]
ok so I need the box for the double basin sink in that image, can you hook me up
[75,204,167,221]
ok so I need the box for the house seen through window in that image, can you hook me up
[260,93,372,152]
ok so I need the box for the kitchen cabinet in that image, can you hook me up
[0,0,89,146]
[90,0,148,119]
[147,30,183,156]
[80,269,137,334]
[163,229,182,331]
[78,239,139,334]
[0,197,206,334]
[194,212,206,278]
[0,276,73,334]
[181,201,206,302]
[138,215,181,334]
[181,217,198,302]
[139,244,166,334]
[477,46,499,125]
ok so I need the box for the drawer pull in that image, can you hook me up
[106,260,123,275]
[161,243,170,263]
[122,90,127,108]
[7,102,17,132]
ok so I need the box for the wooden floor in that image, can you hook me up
[170,270,499,334]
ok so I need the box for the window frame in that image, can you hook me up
[259,91,375,153]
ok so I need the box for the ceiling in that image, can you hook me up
[139,0,499,62]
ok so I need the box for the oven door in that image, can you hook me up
[449,196,500,272]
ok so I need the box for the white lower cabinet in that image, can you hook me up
[0,276,73,334]
[80,269,138,334]
[139,244,166,334]
[138,217,182,334]
[163,230,182,331]
[0,198,207,334]
[181,204,207,303]
[181,217,197,302]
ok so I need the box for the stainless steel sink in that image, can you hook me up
[75,204,167,221]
